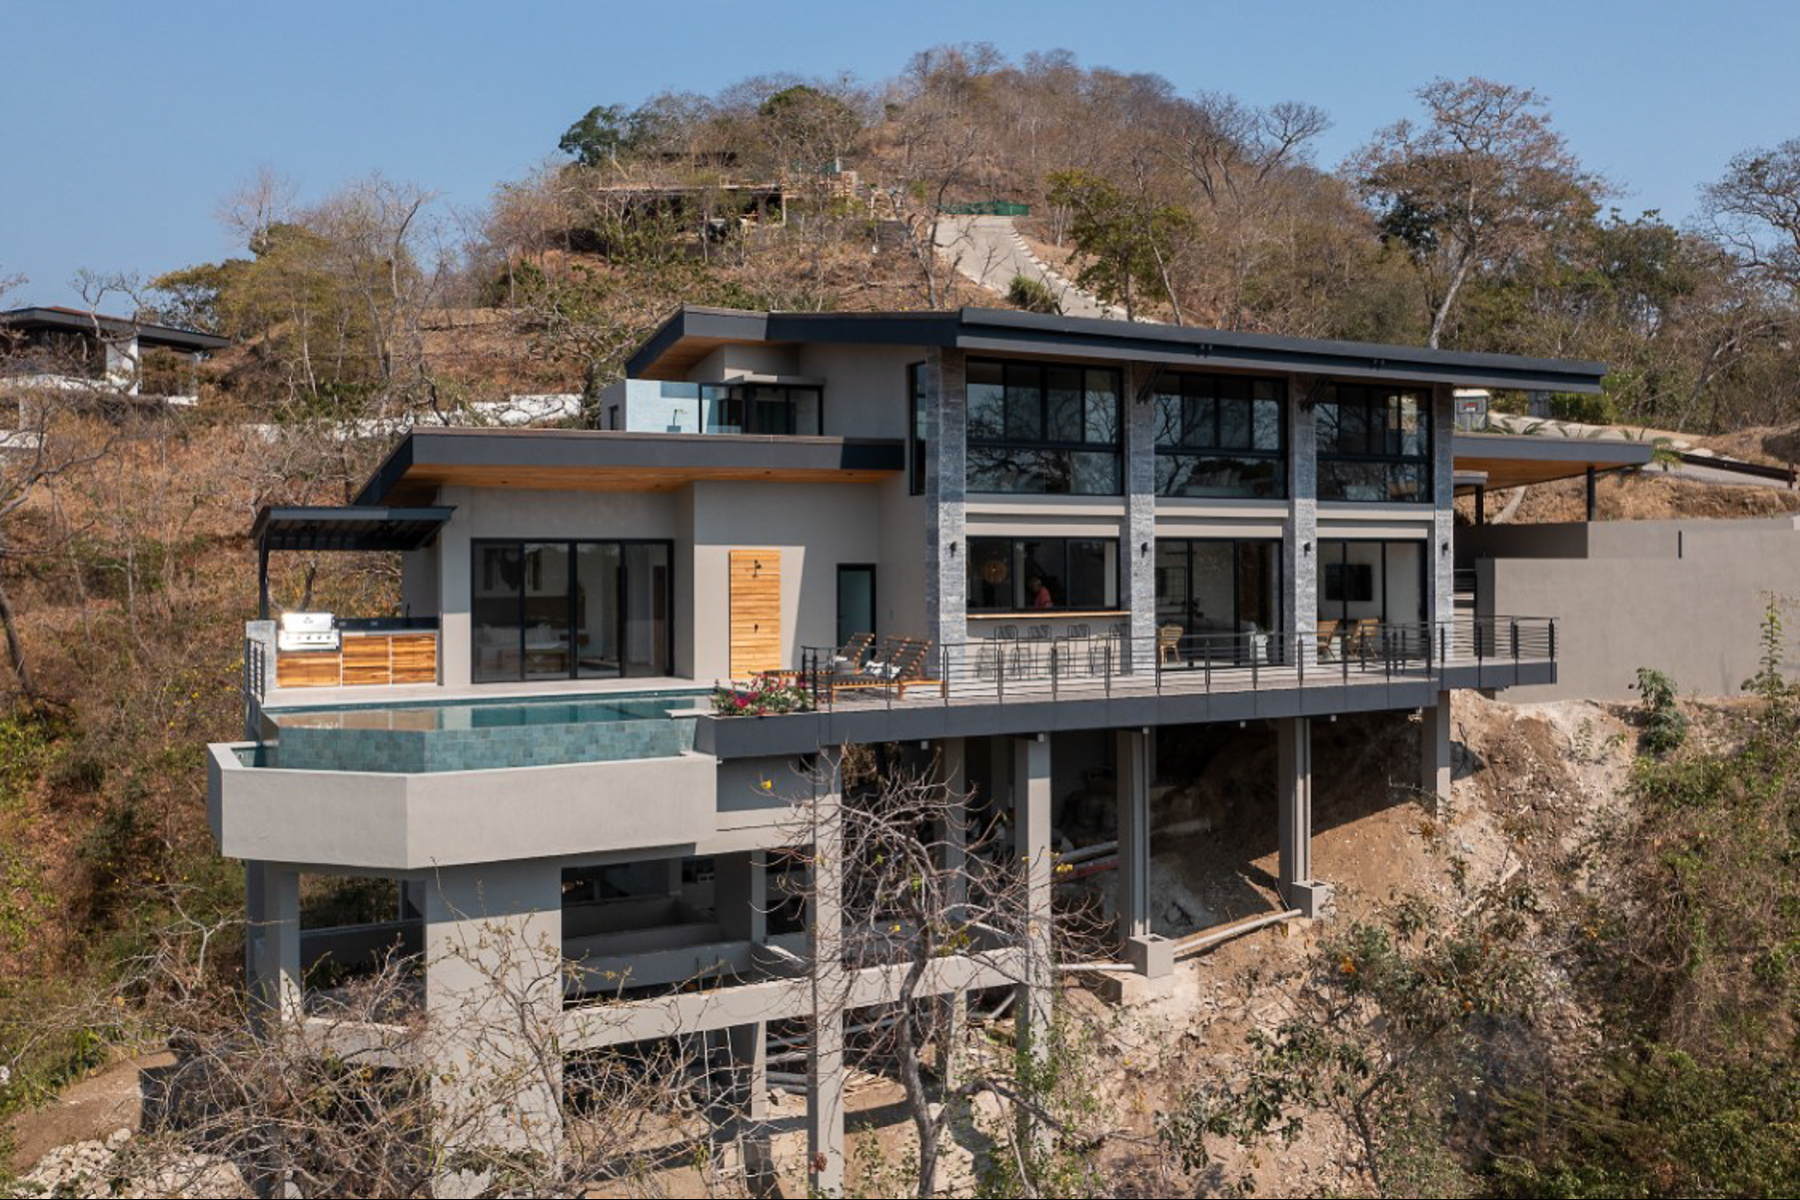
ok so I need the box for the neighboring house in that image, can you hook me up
[0,305,229,403]
[207,306,1635,1191]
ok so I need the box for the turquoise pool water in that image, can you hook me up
[263,690,708,773]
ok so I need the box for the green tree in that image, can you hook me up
[557,104,637,167]
[1046,169,1195,320]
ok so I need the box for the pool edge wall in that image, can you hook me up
[208,742,718,870]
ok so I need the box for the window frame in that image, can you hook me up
[1153,537,1286,636]
[965,357,1124,496]
[697,381,824,436]
[965,535,1123,613]
[1315,383,1433,504]
[1152,372,1288,499]
[907,362,927,496]
[469,537,676,683]
[1315,538,1428,626]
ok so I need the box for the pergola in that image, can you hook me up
[250,505,453,620]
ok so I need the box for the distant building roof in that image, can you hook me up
[0,306,229,353]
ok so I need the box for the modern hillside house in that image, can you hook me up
[208,307,1638,1192]
[1,305,228,400]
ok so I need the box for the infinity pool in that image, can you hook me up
[263,690,709,773]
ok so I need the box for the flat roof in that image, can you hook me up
[353,428,905,506]
[253,506,455,552]
[1452,432,1654,491]
[1,306,230,353]
[627,305,1608,394]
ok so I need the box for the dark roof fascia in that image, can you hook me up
[1452,431,1655,468]
[1,306,230,352]
[627,305,1609,394]
[353,428,906,505]
[252,505,456,553]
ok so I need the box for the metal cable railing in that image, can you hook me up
[791,616,1556,711]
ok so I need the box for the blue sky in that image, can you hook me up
[4,0,1796,309]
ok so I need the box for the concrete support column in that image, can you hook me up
[1125,365,1159,671]
[807,760,846,1197]
[423,862,564,1163]
[1113,729,1173,984]
[939,738,970,1087]
[1012,736,1053,1059]
[713,850,770,1181]
[925,347,968,654]
[1277,718,1329,918]
[1421,689,1453,817]
[245,861,302,1029]
[1286,375,1320,665]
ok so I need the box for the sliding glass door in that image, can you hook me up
[473,539,672,683]
[1154,539,1284,661]
[1316,539,1426,626]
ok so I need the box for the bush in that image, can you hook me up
[1633,667,1687,755]
[1006,274,1060,314]
[710,674,814,716]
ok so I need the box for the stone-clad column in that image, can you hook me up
[1430,383,1456,654]
[1286,375,1320,664]
[925,348,968,655]
[1125,365,1159,671]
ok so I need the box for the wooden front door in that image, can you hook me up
[729,549,782,678]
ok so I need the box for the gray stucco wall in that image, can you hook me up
[1470,517,1800,700]
[687,479,885,681]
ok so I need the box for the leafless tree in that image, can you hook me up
[781,746,1116,1197]
[1700,135,1800,297]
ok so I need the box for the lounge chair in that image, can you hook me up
[829,637,944,701]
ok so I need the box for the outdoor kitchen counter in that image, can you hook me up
[274,629,439,689]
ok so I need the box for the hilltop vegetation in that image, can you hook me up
[108,44,1800,436]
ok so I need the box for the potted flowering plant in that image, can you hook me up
[711,672,816,716]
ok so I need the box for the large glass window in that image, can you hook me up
[472,539,672,682]
[968,537,1120,612]
[1154,539,1284,636]
[1154,374,1286,498]
[1317,539,1426,627]
[1316,384,1432,503]
[966,359,1122,495]
[698,382,822,436]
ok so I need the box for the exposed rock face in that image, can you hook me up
[19,1128,249,1199]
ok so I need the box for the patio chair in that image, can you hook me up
[1346,618,1380,659]
[766,631,874,683]
[1316,618,1342,660]
[830,637,944,701]
[1158,624,1185,666]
